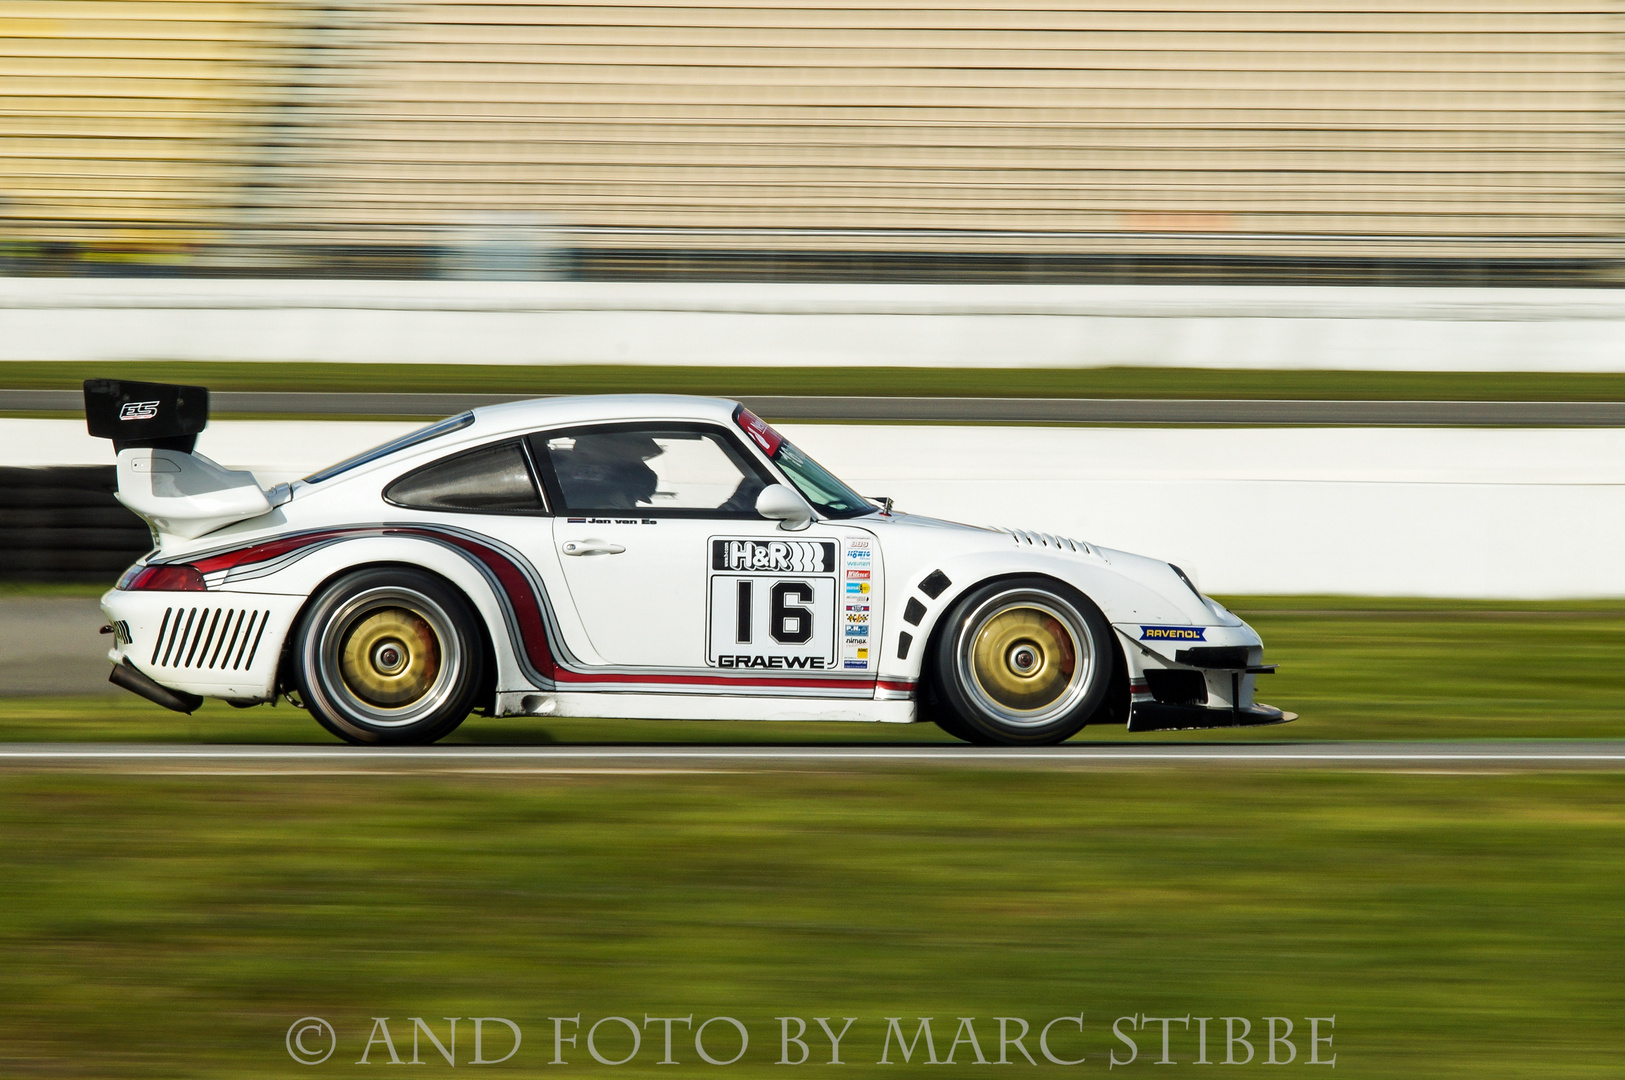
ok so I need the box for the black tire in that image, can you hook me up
[917,672,996,744]
[929,576,1115,746]
[293,567,485,745]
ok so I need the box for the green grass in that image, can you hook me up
[6,360,1625,401]
[1223,596,1625,742]
[6,596,1625,743]
[0,769,1620,1077]
[0,582,110,598]
[4,597,1621,1075]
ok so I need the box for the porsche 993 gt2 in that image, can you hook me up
[87,379,1294,745]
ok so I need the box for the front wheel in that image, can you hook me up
[292,568,485,745]
[929,577,1114,745]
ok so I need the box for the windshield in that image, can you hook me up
[733,406,872,519]
[303,412,476,484]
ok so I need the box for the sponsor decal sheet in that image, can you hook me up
[705,535,880,673]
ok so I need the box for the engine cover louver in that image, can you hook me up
[149,605,271,672]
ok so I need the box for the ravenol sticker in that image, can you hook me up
[845,582,870,595]
[119,400,160,421]
[712,538,834,574]
[1140,625,1206,642]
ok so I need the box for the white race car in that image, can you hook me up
[88,380,1294,745]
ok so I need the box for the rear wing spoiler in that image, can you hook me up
[84,378,209,453]
[84,379,287,545]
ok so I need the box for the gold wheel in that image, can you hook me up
[951,587,1100,730]
[301,571,480,745]
[338,607,442,708]
[970,606,1077,713]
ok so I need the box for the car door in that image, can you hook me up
[531,422,881,675]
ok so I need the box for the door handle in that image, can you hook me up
[562,540,626,557]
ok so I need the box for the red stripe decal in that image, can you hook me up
[184,525,887,692]
[189,529,352,574]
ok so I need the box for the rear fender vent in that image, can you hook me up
[149,605,271,672]
[1144,669,1208,707]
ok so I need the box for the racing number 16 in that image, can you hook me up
[735,580,813,645]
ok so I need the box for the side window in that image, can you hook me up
[384,440,545,513]
[534,426,767,515]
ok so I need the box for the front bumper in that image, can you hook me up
[1129,700,1297,732]
[1116,622,1295,732]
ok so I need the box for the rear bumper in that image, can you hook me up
[101,588,301,702]
[1129,700,1297,733]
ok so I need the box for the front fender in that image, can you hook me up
[877,546,1233,686]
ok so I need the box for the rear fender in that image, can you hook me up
[207,534,542,695]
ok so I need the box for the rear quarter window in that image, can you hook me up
[383,440,545,513]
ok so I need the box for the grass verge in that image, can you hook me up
[5,361,1625,401]
[4,597,1624,743]
[0,769,1620,1077]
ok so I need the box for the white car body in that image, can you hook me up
[99,394,1289,733]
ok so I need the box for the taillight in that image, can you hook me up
[123,564,207,592]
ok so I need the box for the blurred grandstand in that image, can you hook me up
[0,0,1619,284]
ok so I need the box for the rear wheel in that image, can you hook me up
[293,568,484,745]
[930,577,1113,745]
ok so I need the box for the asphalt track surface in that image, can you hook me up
[0,741,1621,772]
[6,389,1625,425]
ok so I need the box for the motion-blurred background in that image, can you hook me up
[0,0,1617,283]
[4,1,1625,688]
[4,10,1625,1076]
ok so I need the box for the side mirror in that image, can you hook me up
[755,484,814,531]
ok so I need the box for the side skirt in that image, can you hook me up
[495,691,918,724]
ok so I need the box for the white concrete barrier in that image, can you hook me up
[1,278,1623,370]
[10,417,1624,598]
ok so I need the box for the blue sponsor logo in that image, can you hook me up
[843,659,868,669]
[845,582,870,594]
[845,625,869,638]
[1140,625,1206,642]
